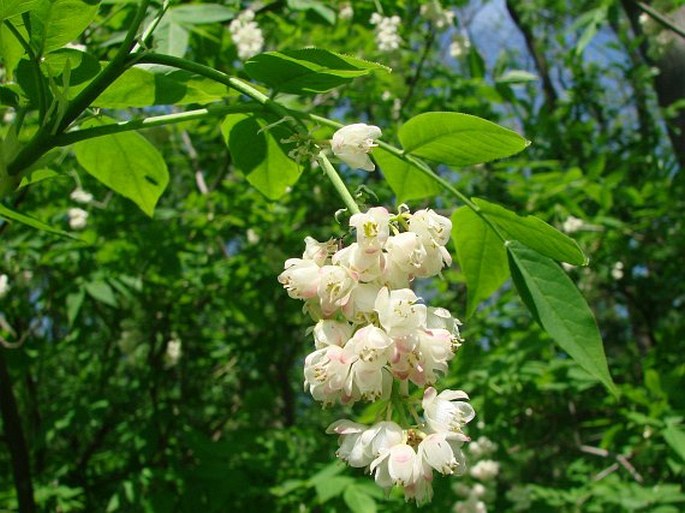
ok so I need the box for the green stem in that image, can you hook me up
[300,113,508,242]
[6,0,153,177]
[316,151,361,215]
[54,104,257,146]
[138,53,362,213]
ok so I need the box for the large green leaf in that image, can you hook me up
[663,422,685,462]
[398,112,529,167]
[507,241,616,395]
[343,485,377,513]
[221,114,302,200]
[0,19,27,80]
[245,48,390,94]
[73,118,169,216]
[0,0,40,21]
[94,67,230,108]
[0,202,76,238]
[374,148,441,203]
[29,0,101,54]
[452,206,509,318]
[474,197,587,265]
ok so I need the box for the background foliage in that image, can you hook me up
[1,0,684,512]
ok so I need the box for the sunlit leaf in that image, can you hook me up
[399,112,529,167]
[374,148,441,203]
[507,241,616,395]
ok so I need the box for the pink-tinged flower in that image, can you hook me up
[414,245,452,278]
[317,265,355,316]
[278,258,320,299]
[331,123,382,171]
[374,287,427,337]
[312,319,354,349]
[303,236,336,266]
[422,387,475,435]
[303,345,353,405]
[333,243,384,282]
[327,420,403,468]
[418,432,467,475]
[391,329,455,386]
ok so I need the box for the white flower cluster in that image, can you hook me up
[70,188,93,204]
[370,13,402,52]
[328,387,475,504]
[279,205,476,502]
[562,215,583,234]
[229,10,264,61]
[420,1,455,29]
[454,435,499,513]
[338,3,353,21]
[450,35,471,58]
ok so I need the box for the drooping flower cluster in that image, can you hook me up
[370,13,402,52]
[279,205,476,502]
[228,10,264,61]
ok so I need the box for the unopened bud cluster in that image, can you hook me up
[279,206,475,503]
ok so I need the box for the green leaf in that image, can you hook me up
[663,423,685,462]
[343,485,377,513]
[0,19,28,80]
[287,0,336,24]
[94,67,229,108]
[398,112,529,167]
[0,0,40,20]
[221,113,302,200]
[245,48,390,94]
[66,289,85,325]
[73,117,169,217]
[474,197,587,265]
[507,241,617,395]
[18,168,61,188]
[85,280,117,307]
[496,70,538,84]
[29,0,101,54]
[314,476,353,503]
[452,206,509,318]
[153,16,190,58]
[167,3,235,24]
[374,148,441,203]
[0,202,76,238]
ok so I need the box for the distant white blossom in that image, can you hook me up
[68,208,89,230]
[164,339,182,368]
[611,261,625,280]
[449,36,471,58]
[420,1,455,29]
[70,188,93,204]
[229,10,264,60]
[468,436,497,459]
[338,3,353,20]
[0,274,9,299]
[469,459,500,481]
[370,13,402,52]
[331,123,382,171]
[562,215,583,233]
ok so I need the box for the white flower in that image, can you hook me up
[327,420,403,468]
[374,287,427,337]
[349,207,391,252]
[420,1,455,29]
[68,207,88,230]
[409,209,452,247]
[338,3,354,20]
[418,432,467,475]
[317,265,355,316]
[0,274,9,299]
[346,325,393,400]
[229,10,264,60]
[562,215,583,233]
[427,307,463,343]
[422,387,475,435]
[70,188,93,204]
[304,344,353,404]
[449,36,471,58]
[303,236,336,266]
[341,282,382,324]
[469,436,497,459]
[331,123,382,171]
[455,497,488,513]
[333,243,384,282]
[164,339,182,368]
[312,319,354,349]
[611,261,624,280]
[278,258,320,299]
[469,459,500,481]
[370,14,402,52]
